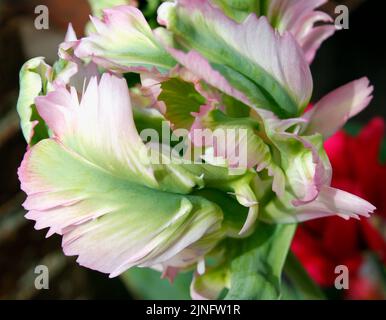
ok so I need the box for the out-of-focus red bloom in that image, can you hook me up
[292,117,386,298]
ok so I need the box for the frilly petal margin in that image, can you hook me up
[262,185,376,223]
[157,0,313,116]
[18,73,225,277]
[209,0,335,64]
[75,5,176,72]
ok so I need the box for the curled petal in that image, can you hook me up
[17,57,52,144]
[158,0,313,116]
[160,48,251,107]
[269,0,335,63]
[263,185,376,223]
[278,132,332,205]
[211,0,335,63]
[191,265,230,300]
[20,74,224,277]
[304,77,374,138]
[75,5,176,72]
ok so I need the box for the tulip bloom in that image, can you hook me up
[16,0,378,299]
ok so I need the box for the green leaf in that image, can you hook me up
[283,251,325,300]
[225,223,296,299]
[121,268,192,300]
[158,78,206,129]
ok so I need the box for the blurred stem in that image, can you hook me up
[284,251,326,300]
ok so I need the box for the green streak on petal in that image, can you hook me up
[16,57,51,144]
[165,3,302,117]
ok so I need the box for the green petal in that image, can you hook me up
[159,77,206,129]
[16,57,52,144]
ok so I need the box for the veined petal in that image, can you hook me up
[75,5,176,72]
[158,0,313,117]
[304,77,374,139]
[19,73,224,277]
[210,0,335,63]
[159,48,251,107]
[35,74,156,186]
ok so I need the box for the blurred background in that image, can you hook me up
[0,0,385,299]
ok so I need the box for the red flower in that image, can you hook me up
[292,117,386,298]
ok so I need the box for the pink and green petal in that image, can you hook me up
[304,77,374,139]
[212,0,335,63]
[268,0,335,63]
[75,6,176,73]
[16,57,53,144]
[19,74,225,277]
[158,0,312,117]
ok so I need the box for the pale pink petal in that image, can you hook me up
[64,23,77,42]
[268,0,335,63]
[266,185,376,223]
[35,73,157,185]
[295,186,375,221]
[300,25,336,64]
[163,49,252,107]
[19,74,224,277]
[304,77,374,138]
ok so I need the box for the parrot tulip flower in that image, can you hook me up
[16,0,378,299]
